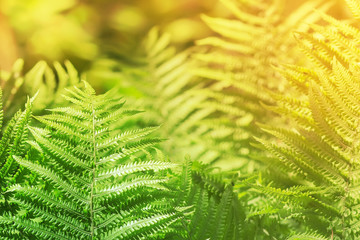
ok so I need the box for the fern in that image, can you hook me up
[102,0,332,171]
[0,89,35,214]
[255,1,360,238]
[174,159,244,240]
[191,0,332,171]
[89,27,228,168]
[0,59,80,120]
[0,81,183,239]
[287,232,328,240]
[87,1,331,173]
[87,2,335,237]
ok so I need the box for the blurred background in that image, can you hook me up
[0,0,349,73]
[0,0,221,72]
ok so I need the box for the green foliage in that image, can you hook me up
[175,160,244,240]
[192,0,331,171]
[85,1,348,238]
[0,89,35,214]
[3,0,360,239]
[0,59,80,119]
[90,27,229,167]
[92,0,330,172]
[0,81,183,239]
[287,232,328,240]
[96,0,331,172]
[255,1,360,239]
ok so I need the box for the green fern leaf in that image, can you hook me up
[0,81,182,239]
[256,1,360,238]
[0,90,35,214]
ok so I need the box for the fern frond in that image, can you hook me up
[256,1,360,238]
[287,232,328,240]
[174,160,244,240]
[0,91,35,214]
[92,0,328,176]
[190,0,331,171]
[0,59,81,120]
[1,81,182,239]
[344,0,360,20]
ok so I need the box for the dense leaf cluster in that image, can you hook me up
[1,0,360,239]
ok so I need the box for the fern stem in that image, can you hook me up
[90,101,98,240]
